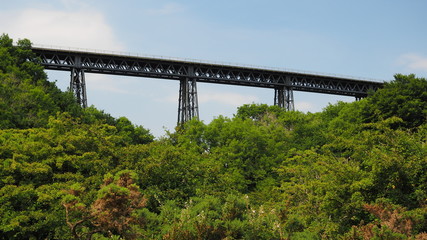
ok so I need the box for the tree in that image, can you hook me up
[345,202,427,239]
[364,74,427,129]
[63,171,147,239]
[0,34,82,129]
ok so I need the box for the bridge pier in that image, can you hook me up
[274,86,294,111]
[70,67,87,108]
[177,74,199,124]
[69,56,87,108]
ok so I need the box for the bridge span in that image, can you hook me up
[31,47,384,124]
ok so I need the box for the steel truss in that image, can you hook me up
[32,47,384,121]
[70,68,87,108]
[178,77,199,124]
[274,86,294,111]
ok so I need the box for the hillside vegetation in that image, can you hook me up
[1,34,426,239]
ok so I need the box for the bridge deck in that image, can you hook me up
[32,47,384,97]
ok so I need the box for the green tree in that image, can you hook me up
[364,74,427,129]
[63,171,147,239]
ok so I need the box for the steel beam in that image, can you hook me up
[31,47,385,123]
[70,68,87,108]
[178,76,199,124]
[274,86,294,111]
[32,47,383,98]
[178,66,198,124]
[70,55,87,108]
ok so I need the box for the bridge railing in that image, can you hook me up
[31,44,384,83]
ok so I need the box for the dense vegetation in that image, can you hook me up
[0,34,426,239]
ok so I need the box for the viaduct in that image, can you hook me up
[31,47,384,124]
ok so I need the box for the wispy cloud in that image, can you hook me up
[59,0,90,10]
[145,3,185,16]
[0,7,124,51]
[158,91,259,107]
[295,101,315,112]
[86,75,130,94]
[199,92,259,107]
[398,53,427,72]
[0,3,127,93]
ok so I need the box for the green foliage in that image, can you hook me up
[1,33,427,239]
[62,170,147,239]
[0,33,79,129]
[364,74,427,129]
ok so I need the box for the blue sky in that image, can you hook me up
[1,0,426,137]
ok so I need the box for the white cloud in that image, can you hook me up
[0,7,124,51]
[86,75,130,94]
[145,3,185,16]
[158,92,179,103]
[398,53,427,72]
[295,101,315,112]
[199,92,259,107]
[59,0,89,9]
[158,90,259,107]
[0,4,126,93]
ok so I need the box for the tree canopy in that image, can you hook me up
[0,33,426,239]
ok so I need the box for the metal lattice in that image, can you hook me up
[274,86,294,111]
[32,47,383,98]
[70,60,87,108]
[32,47,384,122]
[69,56,87,108]
[178,76,199,124]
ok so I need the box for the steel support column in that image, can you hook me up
[178,66,199,124]
[70,56,87,108]
[285,87,294,111]
[274,86,294,111]
[274,86,285,108]
[70,68,87,108]
[275,76,294,111]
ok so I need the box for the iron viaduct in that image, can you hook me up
[31,47,384,124]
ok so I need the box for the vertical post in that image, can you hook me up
[274,76,294,111]
[274,86,285,108]
[70,56,87,108]
[177,66,199,124]
[285,86,294,111]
